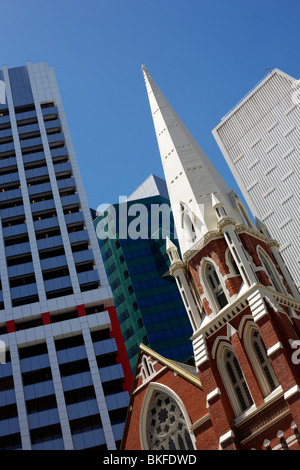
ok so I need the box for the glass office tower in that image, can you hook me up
[0,62,131,450]
[94,175,194,372]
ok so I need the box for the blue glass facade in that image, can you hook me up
[94,193,193,372]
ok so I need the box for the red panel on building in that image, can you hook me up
[77,305,86,317]
[42,312,50,325]
[6,320,15,333]
[107,306,133,394]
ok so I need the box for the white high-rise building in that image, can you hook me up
[212,69,300,291]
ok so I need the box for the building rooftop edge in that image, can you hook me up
[212,68,297,131]
[139,343,202,389]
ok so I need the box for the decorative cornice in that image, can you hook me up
[217,216,236,231]
[191,294,250,342]
[183,223,279,265]
[169,259,186,277]
[266,239,280,248]
[191,283,298,343]
[273,292,300,310]
[235,223,273,245]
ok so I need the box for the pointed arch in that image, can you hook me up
[211,336,231,360]
[243,321,279,397]
[200,258,229,314]
[180,202,196,243]
[257,246,286,294]
[216,342,254,416]
[225,246,242,279]
[140,382,196,451]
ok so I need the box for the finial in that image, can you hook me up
[211,193,222,208]
[166,236,177,252]
[141,64,148,72]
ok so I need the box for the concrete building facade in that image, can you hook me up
[0,62,131,450]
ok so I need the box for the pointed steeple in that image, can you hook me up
[142,66,245,257]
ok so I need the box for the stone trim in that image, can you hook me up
[267,342,283,357]
[206,388,221,406]
[284,385,300,401]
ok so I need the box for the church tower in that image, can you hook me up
[141,66,300,450]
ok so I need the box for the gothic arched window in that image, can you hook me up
[252,330,278,394]
[258,249,284,294]
[244,324,279,397]
[180,203,196,244]
[206,263,228,311]
[225,350,254,413]
[217,344,254,416]
[228,251,240,277]
[145,391,195,451]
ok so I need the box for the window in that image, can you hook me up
[128,285,134,295]
[123,325,134,341]
[228,252,240,276]
[244,325,279,397]
[258,249,284,293]
[223,349,253,414]
[141,356,154,381]
[206,263,228,310]
[107,262,116,275]
[114,293,125,307]
[216,206,227,218]
[30,424,62,445]
[180,202,196,243]
[128,343,139,359]
[104,248,112,260]
[111,278,121,290]
[252,331,278,393]
[119,309,129,324]
[144,390,194,450]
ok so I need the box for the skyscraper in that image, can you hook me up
[94,174,193,373]
[121,67,300,451]
[212,68,300,291]
[0,62,131,450]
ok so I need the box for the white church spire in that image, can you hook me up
[141,66,246,257]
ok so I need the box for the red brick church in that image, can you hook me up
[120,67,300,451]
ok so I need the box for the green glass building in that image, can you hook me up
[93,175,193,372]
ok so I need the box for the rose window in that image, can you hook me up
[146,391,194,450]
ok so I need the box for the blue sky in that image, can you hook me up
[1,0,299,212]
